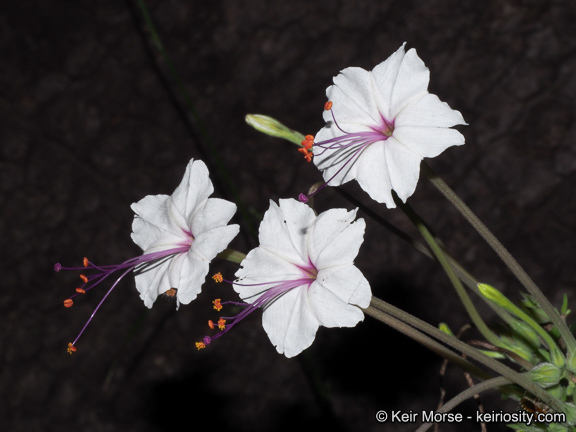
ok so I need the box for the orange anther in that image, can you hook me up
[195,342,206,350]
[64,299,74,308]
[298,147,310,156]
[165,288,177,297]
[304,153,313,163]
[218,318,226,330]
[79,274,88,283]
[83,257,89,267]
[324,101,333,110]
[75,288,86,294]
[302,140,313,150]
[67,343,77,354]
[213,299,222,311]
[208,320,215,330]
[305,134,314,141]
[212,273,223,283]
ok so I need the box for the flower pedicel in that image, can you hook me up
[298,43,466,208]
[197,199,371,358]
[55,159,239,353]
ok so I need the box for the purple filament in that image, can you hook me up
[56,245,190,348]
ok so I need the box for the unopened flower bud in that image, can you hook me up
[245,114,305,145]
[478,283,565,368]
[526,363,563,388]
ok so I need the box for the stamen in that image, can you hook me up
[297,146,313,162]
[212,272,223,283]
[298,101,395,202]
[55,245,191,353]
[198,271,317,349]
[67,343,77,354]
[195,341,206,350]
[301,135,314,149]
[164,288,177,297]
[297,135,315,162]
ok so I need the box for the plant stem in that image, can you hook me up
[337,188,516,327]
[217,248,246,264]
[370,296,565,413]
[414,376,511,432]
[364,305,492,380]
[422,162,576,353]
[394,193,505,351]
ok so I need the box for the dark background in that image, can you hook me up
[2,0,576,431]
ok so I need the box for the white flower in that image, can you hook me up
[56,158,239,353]
[310,43,466,207]
[131,159,240,309]
[231,199,371,358]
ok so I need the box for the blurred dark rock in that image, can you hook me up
[2,0,576,431]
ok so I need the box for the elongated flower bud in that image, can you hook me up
[245,114,305,145]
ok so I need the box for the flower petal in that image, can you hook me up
[134,256,174,308]
[262,287,320,358]
[173,252,209,306]
[315,264,371,308]
[396,93,466,128]
[308,208,365,268]
[131,194,185,251]
[235,247,302,300]
[393,125,465,159]
[257,200,315,266]
[384,138,422,202]
[353,142,395,206]
[324,67,381,128]
[308,280,365,328]
[170,159,213,221]
[191,224,240,262]
[386,47,430,117]
[190,197,237,236]
[371,43,408,119]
